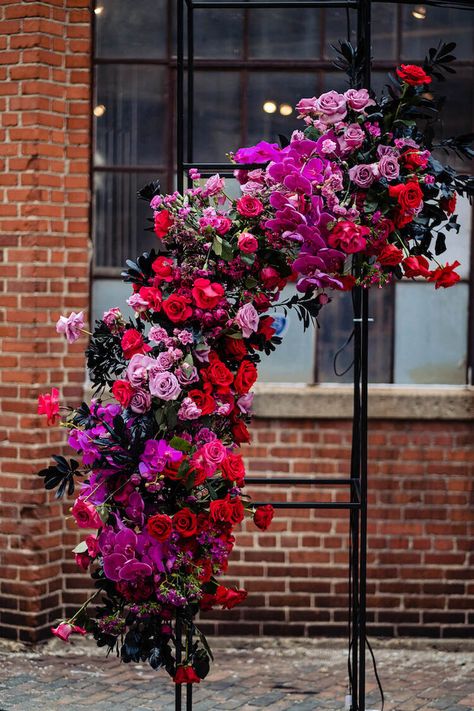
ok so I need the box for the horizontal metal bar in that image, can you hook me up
[246,477,356,486]
[252,502,360,509]
[189,1,358,8]
[182,162,267,170]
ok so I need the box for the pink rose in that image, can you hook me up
[126,354,155,387]
[237,232,258,253]
[348,163,376,188]
[149,371,181,400]
[340,124,365,151]
[235,302,259,338]
[192,278,225,310]
[56,311,85,344]
[51,622,87,642]
[378,154,400,182]
[344,88,375,112]
[199,439,227,474]
[202,174,225,197]
[130,389,152,414]
[72,499,103,530]
[315,91,347,124]
[328,221,370,254]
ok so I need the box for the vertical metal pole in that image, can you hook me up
[175,616,183,711]
[177,0,185,193]
[186,625,193,710]
[186,1,194,189]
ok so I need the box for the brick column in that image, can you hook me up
[0,0,91,642]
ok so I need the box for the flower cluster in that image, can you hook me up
[38,48,470,685]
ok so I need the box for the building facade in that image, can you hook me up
[0,0,473,642]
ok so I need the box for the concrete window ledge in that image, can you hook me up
[253,384,474,420]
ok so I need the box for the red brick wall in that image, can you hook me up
[199,418,474,639]
[0,0,91,642]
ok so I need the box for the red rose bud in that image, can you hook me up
[253,504,274,531]
[214,585,248,609]
[378,244,404,267]
[234,359,258,395]
[37,387,60,426]
[396,64,432,86]
[441,194,457,216]
[173,665,201,684]
[402,255,430,278]
[153,209,173,238]
[428,261,461,289]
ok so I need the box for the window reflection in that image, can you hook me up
[95,0,167,59]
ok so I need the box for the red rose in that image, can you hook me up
[163,459,183,480]
[215,216,232,235]
[253,504,274,531]
[215,585,247,609]
[253,293,271,312]
[147,513,173,541]
[428,260,461,289]
[396,64,432,86]
[336,274,357,291]
[378,244,404,267]
[111,379,134,407]
[199,593,217,611]
[192,277,224,310]
[328,221,370,254]
[394,209,414,229]
[257,315,276,342]
[401,149,429,171]
[221,453,246,484]
[154,209,173,238]
[209,495,234,524]
[121,329,151,359]
[237,232,258,253]
[232,419,251,444]
[75,552,90,570]
[139,286,162,311]
[188,388,216,416]
[229,495,245,524]
[173,507,197,537]
[388,181,424,211]
[162,294,193,323]
[402,255,431,278]
[204,353,234,391]
[260,266,285,290]
[224,336,248,361]
[441,194,457,216]
[236,195,264,218]
[174,665,201,685]
[152,256,174,281]
[234,359,257,395]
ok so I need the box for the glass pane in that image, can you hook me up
[394,282,468,385]
[249,9,321,59]
[431,66,474,144]
[92,279,136,326]
[193,71,241,162]
[441,195,472,281]
[401,5,474,62]
[259,285,316,384]
[324,8,357,58]
[94,0,167,59]
[93,171,163,270]
[94,65,167,168]
[246,72,317,147]
[195,9,244,58]
[316,288,394,384]
[370,3,398,61]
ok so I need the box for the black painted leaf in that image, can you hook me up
[193,649,210,679]
[137,179,161,202]
[38,458,80,499]
[148,647,163,670]
[435,233,447,255]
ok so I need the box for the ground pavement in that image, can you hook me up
[0,637,472,711]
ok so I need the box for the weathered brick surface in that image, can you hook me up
[0,0,91,642]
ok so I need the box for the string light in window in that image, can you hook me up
[94,6,104,15]
[263,101,277,114]
[93,104,106,117]
[412,5,427,20]
[279,104,293,116]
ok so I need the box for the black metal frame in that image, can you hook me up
[174,2,473,710]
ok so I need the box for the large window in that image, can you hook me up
[92,1,474,386]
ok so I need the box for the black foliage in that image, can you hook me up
[331,40,369,89]
[121,629,142,663]
[38,455,80,498]
[121,249,161,287]
[193,649,210,679]
[72,401,96,429]
[137,179,161,202]
[436,133,474,162]
[277,293,326,331]
[86,321,127,390]
[278,133,290,149]
[423,42,457,82]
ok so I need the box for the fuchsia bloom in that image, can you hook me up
[56,311,85,344]
[37,387,60,425]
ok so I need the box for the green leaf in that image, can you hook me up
[212,235,223,256]
[169,436,192,453]
[73,541,88,554]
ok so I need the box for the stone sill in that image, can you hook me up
[253,384,474,421]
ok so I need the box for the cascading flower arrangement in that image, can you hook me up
[37,43,472,684]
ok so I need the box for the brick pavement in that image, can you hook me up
[0,637,473,711]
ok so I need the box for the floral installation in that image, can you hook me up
[37,43,472,684]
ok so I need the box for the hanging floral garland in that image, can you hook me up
[37,45,472,684]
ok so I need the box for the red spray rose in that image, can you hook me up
[238,232,259,253]
[173,508,198,537]
[152,255,174,281]
[232,419,251,444]
[192,277,225,309]
[203,353,234,391]
[162,294,193,323]
[154,209,173,238]
[147,513,173,541]
[428,260,461,289]
[111,379,134,407]
[188,388,216,416]
[224,336,248,361]
[441,194,457,215]
[253,504,274,531]
[234,359,258,395]
[236,195,264,217]
[138,286,162,311]
[402,255,431,278]
[257,315,276,342]
[388,181,424,211]
[221,453,246,484]
[214,585,247,609]
[396,64,432,86]
[378,244,404,267]
[174,665,201,684]
[328,221,370,254]
[51,622,87,642]
[121,329,151,359]
[215,216,232,235]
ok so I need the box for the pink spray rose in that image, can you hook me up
[235,302,259,338]
[56,311,85,344]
